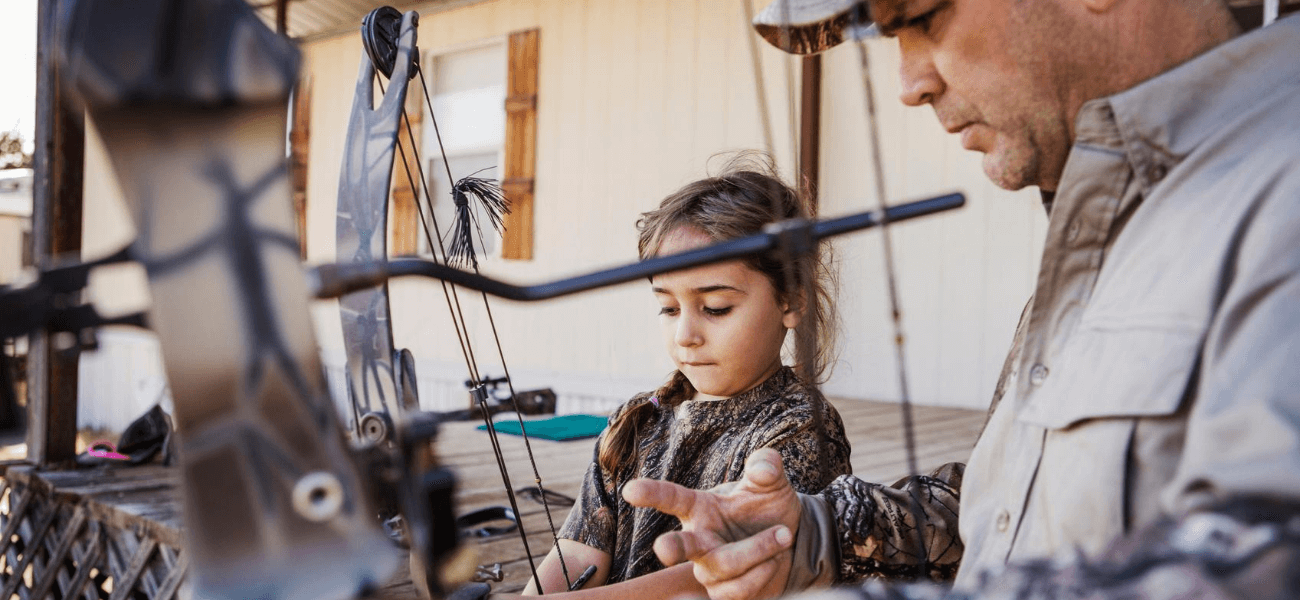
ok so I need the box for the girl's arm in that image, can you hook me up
[522,539,610,595]
[517,561,704,600]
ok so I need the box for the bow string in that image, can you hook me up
[337,7,572,593]
[748,0,933,576]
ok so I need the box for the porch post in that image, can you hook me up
[26,0,85,466]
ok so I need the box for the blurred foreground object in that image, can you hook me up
[56,1,398,598]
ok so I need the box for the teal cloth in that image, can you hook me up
[477,414,608,441]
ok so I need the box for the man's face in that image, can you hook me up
[873,0,1081,190]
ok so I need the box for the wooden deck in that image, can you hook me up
[393,398,987,596]
[1,398,986,599]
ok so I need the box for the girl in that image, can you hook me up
[523,159,852,598]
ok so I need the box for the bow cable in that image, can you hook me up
[742,0,831,483]
[749,0,929,575]
[741,0,777,156]
[849,4,930,575]
[413,61,576,589]
[373,54,574,590]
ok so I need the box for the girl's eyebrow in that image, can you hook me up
[695,285,746,295]
[651,285,747,295]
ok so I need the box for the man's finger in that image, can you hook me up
[622,477,699,519]
[692,524,793,585]
[652,529,720,566]
[697,556,781,600]
[741,448,787,489]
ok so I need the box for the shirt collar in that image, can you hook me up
[672,366,795,407]
[1070,15,1300,194]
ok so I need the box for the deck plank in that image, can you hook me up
[2,397,986,598]
[422,397,987,596]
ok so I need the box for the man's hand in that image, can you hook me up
[622,448,803,600]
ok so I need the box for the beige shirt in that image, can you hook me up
[795,14,1300,592]
[956,15,1300,586]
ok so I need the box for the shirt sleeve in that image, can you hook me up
[844,498,1300,600]
[556,436,619,554]
[820,463,965,584]
[1161,186,1300,516]
[760,400,855,493]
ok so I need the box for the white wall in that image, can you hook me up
[301,0,1048,413]
[0,168,34,285]
[0,215,26,285]
[303,0,808,415]
[817,39,1048,409]
[71,0,1048,432]
[75,118,162,431]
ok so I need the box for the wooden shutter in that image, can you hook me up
[390,77,423,256]
[289,77,311,259]
[502,28,539,260]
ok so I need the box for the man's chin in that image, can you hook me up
[982,152,1038,191]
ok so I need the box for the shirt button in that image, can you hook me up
[1148,163,1168,182]
[996,509,1011,532]
[1029,363,1049,386]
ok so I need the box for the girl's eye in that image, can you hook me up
[658,306,679,316]
[703,306,732,317]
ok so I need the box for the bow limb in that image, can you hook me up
[336,11,417,443]
[380,12,421,115]
[339,8,565,594]
[337,11,461,598]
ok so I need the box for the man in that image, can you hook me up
[624,0,1300,598]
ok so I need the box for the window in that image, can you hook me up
[394,30,539,261]
[420,41,507,260]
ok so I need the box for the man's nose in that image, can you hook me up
[898,38,943,106]
[674,313,703,348]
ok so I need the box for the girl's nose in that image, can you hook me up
[674,314,704,348]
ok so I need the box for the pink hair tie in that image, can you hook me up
[649,396,660,408]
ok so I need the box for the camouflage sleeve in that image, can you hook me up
[822,463,965,584]
[832,499,1300,600]
[555,439,619,554]
[762,403,855,493]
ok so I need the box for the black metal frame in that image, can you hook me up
[311,192,965,302]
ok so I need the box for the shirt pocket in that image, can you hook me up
[1014,320,1202,556]
[1018,320,1202,429]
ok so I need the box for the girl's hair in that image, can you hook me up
[598,153,838,475]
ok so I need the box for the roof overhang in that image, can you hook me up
[246,0,493,42]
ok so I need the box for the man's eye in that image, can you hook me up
[907,10,936,32]
[659,306,679,316]
[905,5,944,34]
[703,306,733,317]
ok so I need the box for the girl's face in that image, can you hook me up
[651,226,802,401]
